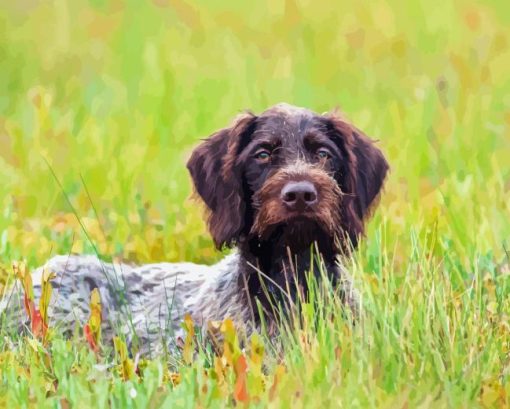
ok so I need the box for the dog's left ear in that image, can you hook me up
[187,112,257,249]
[323,112,389,246]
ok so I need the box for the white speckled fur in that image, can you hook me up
[1,253,255,356]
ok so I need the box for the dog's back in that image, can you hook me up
[0,253,245,355]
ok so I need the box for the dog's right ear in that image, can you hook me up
[187,112,257,249]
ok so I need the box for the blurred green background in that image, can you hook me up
[1,2,510,406]
[0,0,509,271]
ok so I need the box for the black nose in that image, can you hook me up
[281,181,318,210]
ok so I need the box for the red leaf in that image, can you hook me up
[30,307,47,339]
[84,323,99,353]
[233,355,249,403]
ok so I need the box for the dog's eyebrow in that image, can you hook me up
[255,140,280,149]
[303,132,332,145]
[245,134,281,150]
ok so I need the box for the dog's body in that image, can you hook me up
[2,251,355,355]
[1,103,388,356]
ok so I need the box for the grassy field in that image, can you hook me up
[1,0,510,407]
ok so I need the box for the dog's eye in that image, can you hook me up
[316,149,331,160]
[255,149,271,161]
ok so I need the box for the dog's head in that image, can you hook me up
[187,103,389,255]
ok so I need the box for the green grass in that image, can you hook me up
[1,0,510,407]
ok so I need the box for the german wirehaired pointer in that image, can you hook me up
[1,103,388,355]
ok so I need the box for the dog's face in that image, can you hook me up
[187,103,389,255]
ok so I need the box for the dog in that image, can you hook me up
[0,103,388,356]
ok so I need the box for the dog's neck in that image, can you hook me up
[237,235,340,314]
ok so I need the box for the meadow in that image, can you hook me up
[1,0,509,407]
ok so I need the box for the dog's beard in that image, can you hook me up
[251,217,335,254]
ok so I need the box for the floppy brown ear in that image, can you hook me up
[186,112,257,249]
[324,112,389,247]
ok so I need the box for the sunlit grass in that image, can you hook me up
[1,0,509,407]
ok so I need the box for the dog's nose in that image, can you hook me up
[281,181,318,210]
